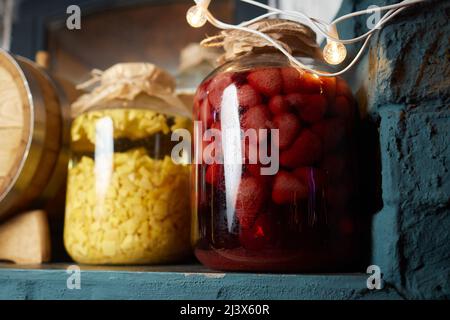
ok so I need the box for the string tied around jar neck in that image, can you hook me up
[72,63,191,119]
[201,18,323,65]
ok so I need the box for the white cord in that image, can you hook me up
[240,0,427,43]
[332,0,426,25]
[207,10,367,77]
[235,7,397,45]
[190,0,426,77]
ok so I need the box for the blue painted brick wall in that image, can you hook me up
[351,0,449,299]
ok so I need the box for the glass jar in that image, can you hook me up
[64,108,191,264]
[192,53,359,272]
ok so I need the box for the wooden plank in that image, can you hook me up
[0,263,403,300]
[0,210,51,264]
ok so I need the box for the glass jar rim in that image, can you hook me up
[207,52,337,79]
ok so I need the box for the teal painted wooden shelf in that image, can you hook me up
[0,263,404,300]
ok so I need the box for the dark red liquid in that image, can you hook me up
[192,66,359,272]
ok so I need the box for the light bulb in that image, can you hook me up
[186,5,207,28]
[323,41,347,65]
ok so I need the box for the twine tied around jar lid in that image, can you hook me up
[71,63,191,118]
[201,18,323,65]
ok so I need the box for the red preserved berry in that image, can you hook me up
[284,93,304,109]
[235,176,265,229]
[268,95,291,115]
[281,67,304,94]
[208,73,233,109]
[247,68,282,97]
[237,84,262,108]
[272,171,308,204]
[240,104,271,131]
[273,113,301,150]
[246,163,262,177]
[297,94,328,123]
[244,164,274,189]
[280,129,323,168]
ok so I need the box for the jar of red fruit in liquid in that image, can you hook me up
[192,51,359,272]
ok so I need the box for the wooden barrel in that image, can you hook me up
[0,49,70,220]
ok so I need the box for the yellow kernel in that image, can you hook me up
[121,235,134,250]
[102,241,117,256]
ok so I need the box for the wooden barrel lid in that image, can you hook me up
[0,53,32,199]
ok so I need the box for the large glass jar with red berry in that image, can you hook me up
[192,50,359,272]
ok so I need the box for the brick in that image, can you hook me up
[371,102,449,298]
[362,0,450,108]
[378,105,450,206]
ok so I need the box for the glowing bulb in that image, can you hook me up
[323,41,347,65]
[186,5,207,28]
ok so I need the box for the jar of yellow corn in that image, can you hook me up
[64,63,192,264]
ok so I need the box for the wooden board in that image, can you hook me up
[0,263,403,300]
[0,210,51,264]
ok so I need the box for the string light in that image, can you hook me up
[322,25,347,65]
[323,41,347,65]
[186,5,207,28]
[186,0,427,76]
[186,0,210,28]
